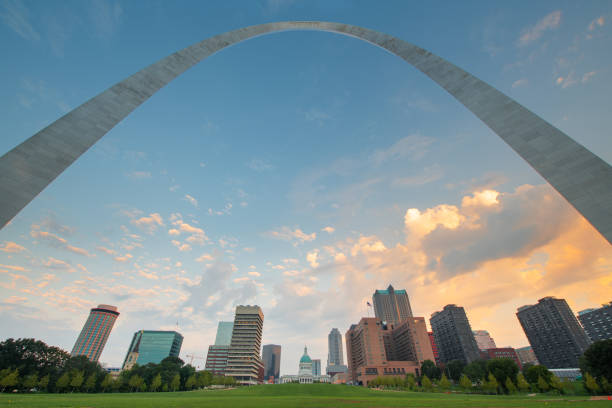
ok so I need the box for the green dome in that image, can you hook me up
[300,354,312,363]
[300,346,311,363]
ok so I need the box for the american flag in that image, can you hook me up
[366,301,372,306]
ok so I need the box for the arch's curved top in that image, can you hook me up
[0,21,610,243]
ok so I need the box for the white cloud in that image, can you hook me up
[130,213,164,234]
[31,229,93,257]
[184,194,198,208]
[0,242,26,253]
[113,253,133,263]
[90,0,122,39]
[512,79,528,88]
[196,253,213,262]
[170,217,208,245]
[306,250,319,268]
[171,240,192,252]
[588,16,605,31]
[265,227,316,245]
[321,226,335,234]
[370,134,434,166]
[518,10,561,46]
[0,0,40,41]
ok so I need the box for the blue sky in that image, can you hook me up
[1,0,611,375]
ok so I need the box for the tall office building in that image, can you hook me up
[205,321,235,375]
[262,344,281,382]
[473,330,497,350]
[577,301,612,342]
[517,297,591,368]
[122,330,183,370]
[327,328,344,367]
[214,321,234,345]
[373,284,413,324]
[71,304,119,362]
[345,317,434,386]
[225,305,264,385]
[312,359,321,376]
[430,304,481,364]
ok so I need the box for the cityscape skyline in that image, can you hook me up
[1,1,611,376]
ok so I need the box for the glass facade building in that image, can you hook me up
[122,330,183,370]
[214,321,234,346]
[71,304,119,362]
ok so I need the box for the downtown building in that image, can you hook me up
[262,344,281,383]
[473,330,497,350]
[373,284,413,324]
[345,317,434,386]
[427,332,440,365]
[122,330,183,370]
[479,348,522,369]
[517,297,591,368]
[205,321,234,376]
[516,346,539,366]
[577,301,612,342]
[430,304,481,365]
[326,328,348,376]
[71,304,119,362]
[225,305,264,385]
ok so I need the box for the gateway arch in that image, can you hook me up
[0,21,611,244]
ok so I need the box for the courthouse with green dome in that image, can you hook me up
[281,346,331,384]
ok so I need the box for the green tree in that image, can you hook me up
[0,338,70,379]
[139,380,147,392]
[150,373,162,392]
[549,375,563,394]
[162,383,169,392]
[459,374,471,392]
[55,372,70,393]
[584,372,599,394]
[421,375,433,392]
[170,373,180,391]
[100,374,113,392]
[38,374,50,391]
[439,374,451,390]
[580,339,612,382]
[537,375,550,392]
[70,370,84,391]
[600,377,612,394]
[0,369,19,392]
[128,374,144,392]
[22,373,38,390]
[420,360,441,381]
[197,370,212,388]
[487,358,519,392]
[405,373,416,390]
[464,360,487,383]
[524,365,552,385]
[185,374,197,390]
[505,377,517,394]
[516,373,529,392]
[446,359,466,382]
[483,373,498,394]
[83,373,96,392]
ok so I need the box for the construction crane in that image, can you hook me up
[185,353,205,369]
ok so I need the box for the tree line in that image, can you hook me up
[368,339,612,395]
[0,338,235,393]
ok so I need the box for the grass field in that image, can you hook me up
[0,383,609,408]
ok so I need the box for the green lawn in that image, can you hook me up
[0,384,608,408]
